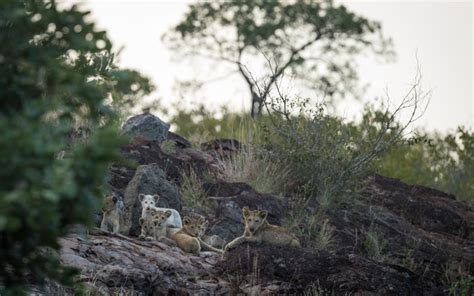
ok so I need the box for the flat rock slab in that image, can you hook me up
[60,232,225,295]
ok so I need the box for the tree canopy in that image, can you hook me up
[164,0,394,117]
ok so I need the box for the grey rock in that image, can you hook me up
[122,112,170,143]
[59,233,225,295]
[204,181,285,242]
[122,163,182,236]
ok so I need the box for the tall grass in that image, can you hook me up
[179,169,214,214]
[217,146,289,194]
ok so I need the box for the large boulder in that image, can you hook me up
[120,139,220,184]
[121,163,182,236]
[122,112,170,143]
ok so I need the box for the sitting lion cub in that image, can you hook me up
[224,207,300,253]
[139,208,177,246]
[139,193,182,228]
[100,195,123,233]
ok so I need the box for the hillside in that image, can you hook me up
[53,113,473,295]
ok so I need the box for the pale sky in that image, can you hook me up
[78,0,473,133]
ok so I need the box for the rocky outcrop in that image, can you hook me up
[324,174,474,288]
[122,163,181,236]
[122,112,170,143]
[64,129,473,295]
[167,131,192,148]
[120,139,220,184]
[59,231,226,295]
[219,242,441,295]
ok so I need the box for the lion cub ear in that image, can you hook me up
[258,210,268,220]
[165,210,172,218]
[242,206,250,217]
[153,194,160,204]
[183,216,191,225]
[138,193,145,203]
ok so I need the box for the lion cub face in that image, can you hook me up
[242,207,268,233]
[139,193,159,208]
[153,210,172,228]
[103,195,117,212]
[139,209,171,237]
[139,214,155,236]
[182,216,206,237]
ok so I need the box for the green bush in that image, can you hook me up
[270,106,375,206]
[259,92,421,206]
[0,0,145,293]
[375,127,474,201]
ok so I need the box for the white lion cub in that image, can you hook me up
[138,193,182,228]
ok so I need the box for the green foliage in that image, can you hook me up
[0,0,144,292]
[218,146,288,194]
[179,169,213,215]
[164,0,393,116]
[108,68,155,119]
[375,127,474,201]
[160,139,177,155]
[266,100,375,206]
[159,103,275,145]
[162,104,253,142]
[363,230,388,261]
[402,248,418,272]
[443,261,474,296]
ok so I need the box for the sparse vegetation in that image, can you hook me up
[160,139,177,155]
[217,146,288,194]
[402,248,418,272]
[179,169,213,214]
[443,261,474,296]
[363,230,388,261]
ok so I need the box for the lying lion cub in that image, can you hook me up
[224,207,300,253]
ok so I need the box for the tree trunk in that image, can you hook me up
[250,92,263,118]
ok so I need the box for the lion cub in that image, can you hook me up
[224,207,300,253]
[100,195,122,233]
[139,208,176,247]
[171,216,204,255]
[139,193,182,228]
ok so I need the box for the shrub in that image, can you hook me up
[261,65,429,207]
[0,0,144,293]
